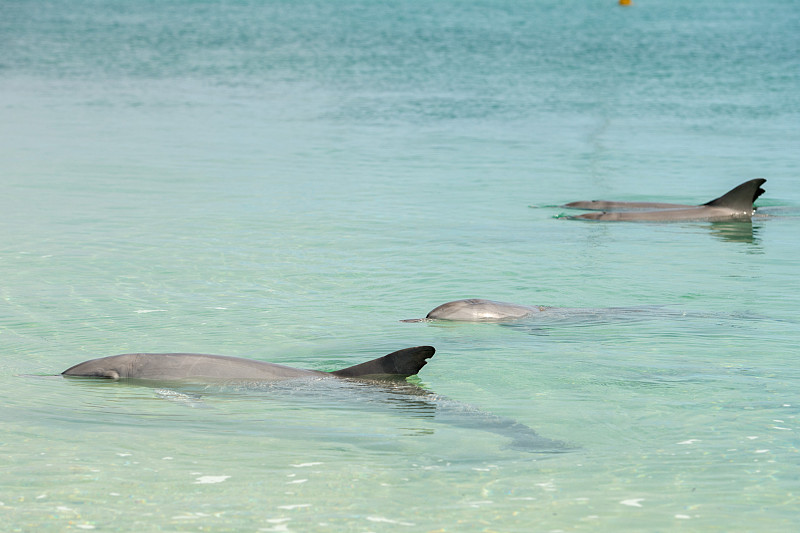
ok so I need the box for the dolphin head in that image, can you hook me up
[423,299,540,321]
[62,354,141,380]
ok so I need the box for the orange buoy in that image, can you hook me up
[619,0,632,5]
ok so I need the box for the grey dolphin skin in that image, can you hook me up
[563,178,766,221]
[402,299,545,322]
[62,346,434,381]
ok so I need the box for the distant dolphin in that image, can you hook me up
[62,346,434,381]
[402,299,544,322]
[563,178,766,221]
[401,298,668,324]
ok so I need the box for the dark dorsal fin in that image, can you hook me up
[331,346,435,379]
[702,179,766,210]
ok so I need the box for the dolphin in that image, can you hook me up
[62,346,434,381]
[401,298,672,325]
[402,299,545,322]
[562,178,766,221]
[61,346,571,453]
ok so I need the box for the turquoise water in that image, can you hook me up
[2,0,799,530]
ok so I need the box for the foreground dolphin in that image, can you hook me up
[563,178,766,221]
[61,346,571,453]
[62,346,434,381]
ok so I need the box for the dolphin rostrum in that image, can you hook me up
[563,178,766,221]
[62,346,434,381]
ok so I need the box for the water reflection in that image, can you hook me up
[707,220,759,245]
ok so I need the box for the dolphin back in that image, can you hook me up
[331,346,435,379]
[61,352,321,381]
[562,200,690,210]
[63,347,435,382]
[702,178,766,210]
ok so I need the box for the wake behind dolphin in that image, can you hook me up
[561,179,766,222]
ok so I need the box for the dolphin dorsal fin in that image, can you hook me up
[702,179,766,210]
[331,346,435,379]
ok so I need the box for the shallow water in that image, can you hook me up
[2,0,800,531]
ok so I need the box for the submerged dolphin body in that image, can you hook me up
[62,346,434,381]
[563,179,766,221]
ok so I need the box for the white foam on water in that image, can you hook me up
[620,499,644,508]
[195,475,231,484]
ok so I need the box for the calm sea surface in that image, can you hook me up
[2,0,799,531]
